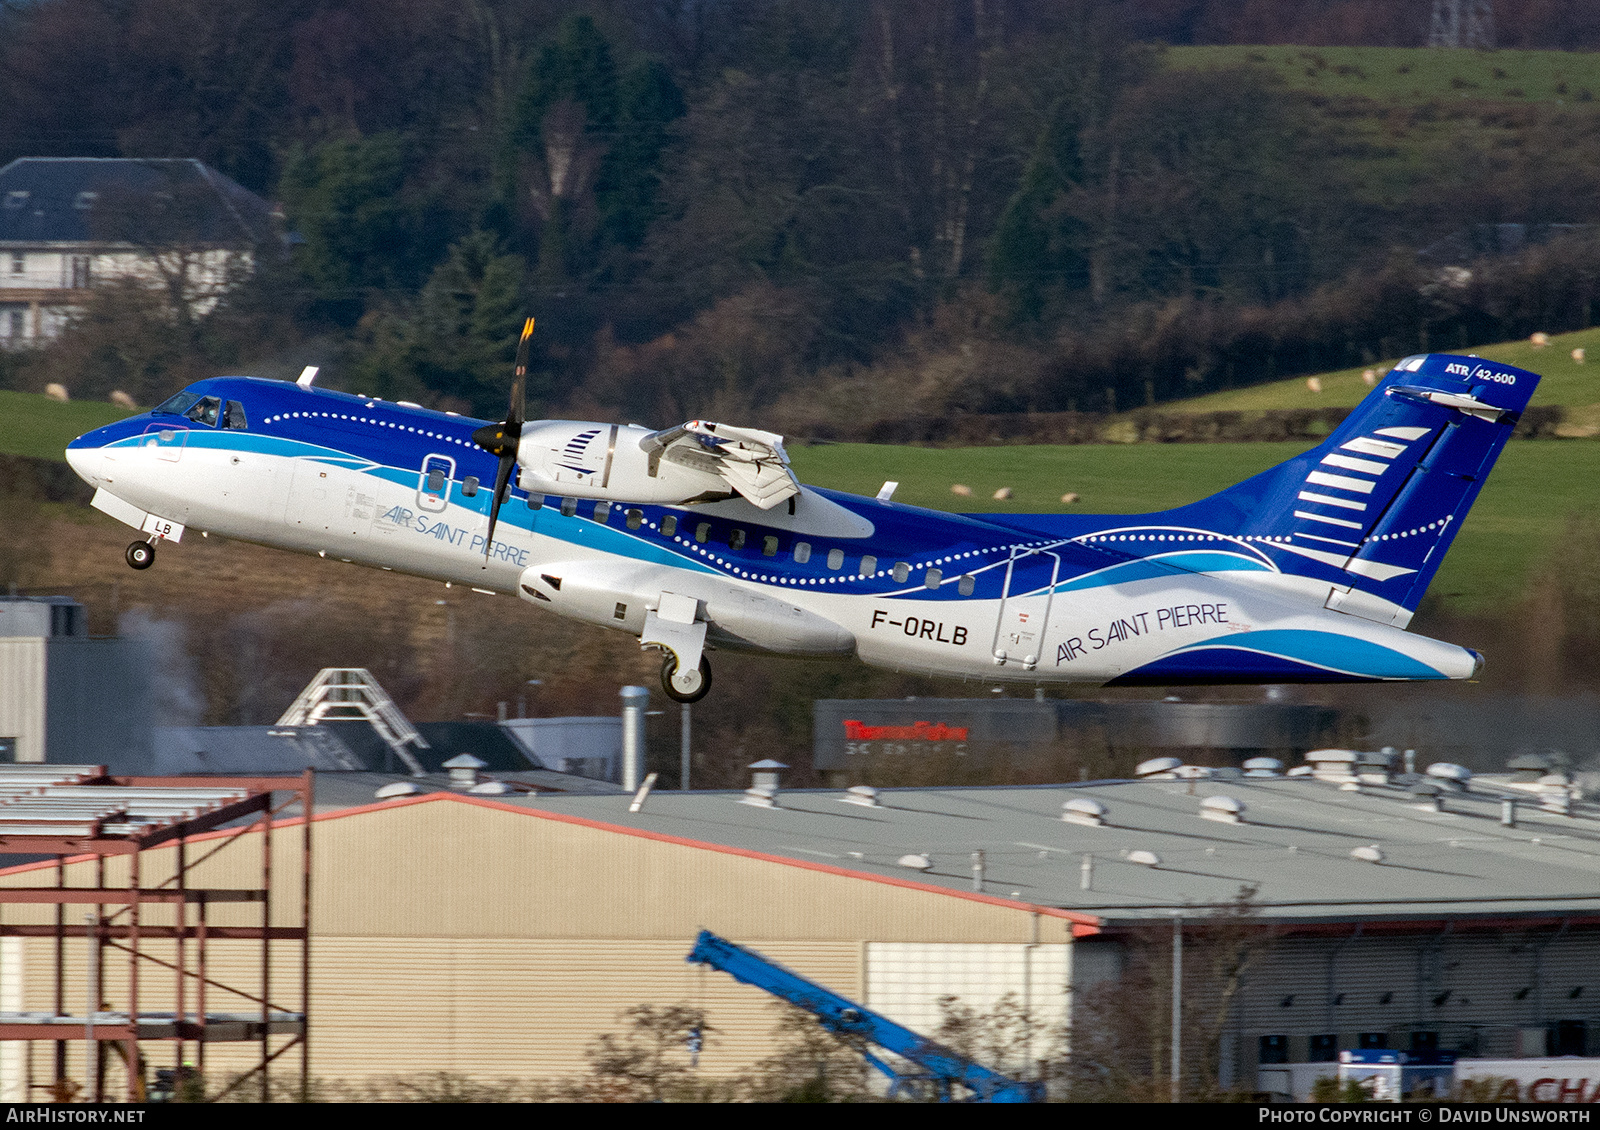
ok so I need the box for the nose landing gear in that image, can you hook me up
[661,653,712,703]
[125,540,155,570]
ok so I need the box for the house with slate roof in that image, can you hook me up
[0,157,277,348]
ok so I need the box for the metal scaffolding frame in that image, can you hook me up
[0,767,312,1103]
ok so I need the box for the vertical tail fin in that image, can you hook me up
[1169,353,1539,626]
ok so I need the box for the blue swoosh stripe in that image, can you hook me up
[1162,629,1445,679]
[1056,551,1271,594]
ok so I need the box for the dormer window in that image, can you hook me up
[73,191,98,210]
[3,191,26,210]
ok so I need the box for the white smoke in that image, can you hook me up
[119,608,206,726]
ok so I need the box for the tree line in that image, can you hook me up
[4,0,1600,424]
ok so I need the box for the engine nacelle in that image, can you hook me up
[516,419,800,509]
[517,559,855,657]
[517,421,714,504]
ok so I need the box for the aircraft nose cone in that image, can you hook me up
[65,443,102,487]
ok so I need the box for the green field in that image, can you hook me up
[1167,44,1600,105]
[0,390,136,461]
[1161,325,1600,422]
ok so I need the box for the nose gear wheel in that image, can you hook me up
[661,654,712,703]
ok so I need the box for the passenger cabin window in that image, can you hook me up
[560,497,577,517]
[958,574,975,596]
[594,501,611,523]
[626,508,643,530]
[661,515,677,537]
[461,476,479,498]
[793,541,811,563]
[184,396,221,426]
[859,555,877,576]
[425,469,446,494]
[924,568,942,589]
[827,548,844,570]
[222,400,247,430]
[762,536,779,557]
[729,529,746,550]
[695,522,711,544]
[892,562,910,583]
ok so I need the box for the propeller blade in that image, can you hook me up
[483,451,516,562]
[474,316,537,564]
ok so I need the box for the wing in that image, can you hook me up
[640,420,801,510]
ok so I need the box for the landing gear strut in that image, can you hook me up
[661,653,712,703]
[125,540,155,570]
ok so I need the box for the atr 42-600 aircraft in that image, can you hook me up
[65,320,1538,703]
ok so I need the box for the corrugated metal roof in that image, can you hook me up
[390,770,1600,926]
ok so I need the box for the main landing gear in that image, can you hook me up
[661,653,713,703]
[125,540,156,570]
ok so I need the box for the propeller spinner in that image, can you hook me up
[471,316,535,562]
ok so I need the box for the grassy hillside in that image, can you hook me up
[0,390,136,461]
[1167,45,1600,105]
[1162,325,1600,421]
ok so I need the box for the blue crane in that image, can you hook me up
[685,929,1044,1102]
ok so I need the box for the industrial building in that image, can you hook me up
[0,750,1592,1098]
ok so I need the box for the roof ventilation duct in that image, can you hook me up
[1507,753,1552,782]
[897,853,932,871]
[748,759,788,792]
[1243,757,1283,778]
[1200,795,1245,824]
[1173,765,1213,780]
[1357,749,1397,785]
[374,781,421,800]
[1426,762,1472,790]
[740,786,778,809]
[1410,781,1446,813]
[1539,775,1574,816]
[468,780,514,796]
[1062,798,1108,826]
[1306,749,1359,783]
[1135,757,1182,778]
[841,785,880,808]
[1350,844,1384,864]
[1126,849,1161,867]
[442,753,486,788]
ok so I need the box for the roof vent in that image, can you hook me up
[1356,749,1397,784]
[468,780,513,796]
[1127,850,1161,867]
[841,785,880,808]
[1507,753,1552,781]
[1539,780,1573,816]
[443,753,487,788]
[1062,798,1108,826]
[374,781,421,800]
[1306,749,1359,782]
[897,853,932,871]
[1243,757,1283,777]
[1136,756,1182,778]
[748,759,788,791]
[1409,781,1446,812]
[1286,765,1314,778]
[740,786,778,809]
[1426,762,1471,788]
[1173,765,1213,780]
[1350,845,1384,864]
[1200,795,1245,824]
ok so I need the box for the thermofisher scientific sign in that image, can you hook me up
[813,699,1057,770]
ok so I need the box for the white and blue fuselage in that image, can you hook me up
[66,352,1538,694]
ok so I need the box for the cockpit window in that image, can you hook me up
[222,400,247,430]
[153,391,202,416]
[184,396,222,426]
